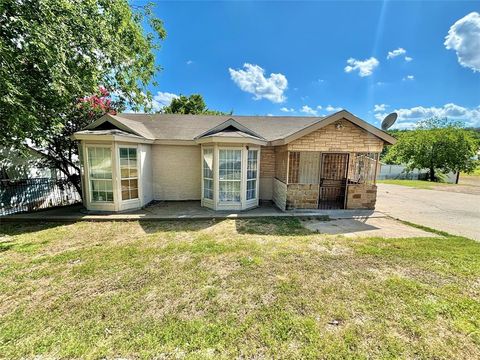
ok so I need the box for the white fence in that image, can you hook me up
[379,164,457,183]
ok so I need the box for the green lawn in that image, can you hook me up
[1,219,480,359]
[377,179,452,189]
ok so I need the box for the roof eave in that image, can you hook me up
[71,132,154,144]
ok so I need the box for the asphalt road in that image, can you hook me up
[376,184,480,241]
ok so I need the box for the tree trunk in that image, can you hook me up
[455,172,460,184]
[429,167,435,182]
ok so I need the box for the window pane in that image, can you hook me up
[246,150,258,200]
[129,168,138,178]
[203,148,213,179]
[219,179,241,202]
[131,189,138,199]
[203,179,213,200]
[88,147,113,202]
[218,149,242,202]
[129,148,137,159]
[219,149,241,180]
[120,148,139,200]
[247,180,256,200]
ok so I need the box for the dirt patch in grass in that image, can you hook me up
[1,219,480,359]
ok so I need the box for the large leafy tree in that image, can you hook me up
[0,0,165,195]
[162,94,229,115]
[384,118,479,181]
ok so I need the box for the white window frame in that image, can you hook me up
[246,149,258,201]
[118,146,139,202]
[201,144,261,210]
[86,145,114,203]
[202,147,214,202]
[218,147,243,204]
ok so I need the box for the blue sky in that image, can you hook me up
[140,1,480,128]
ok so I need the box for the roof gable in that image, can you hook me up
[85,114,155,139]
[271,110,396,145]
[195,118,266,140]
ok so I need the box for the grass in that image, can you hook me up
[377,179,452,189]
[1,219,480,359]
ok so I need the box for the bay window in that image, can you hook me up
[120,147,138,200]
[201,145,260,210]
[87,147,113,202]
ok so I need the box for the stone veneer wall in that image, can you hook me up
[286,184,320,210]
[346,184,377,209]
[288,120,384,153]
[272,178,287,211]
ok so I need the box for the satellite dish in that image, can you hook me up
[381,112,398,130]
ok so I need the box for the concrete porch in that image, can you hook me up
[1,200,384,222]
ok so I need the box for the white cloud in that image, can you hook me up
[186,60,193,65]
[444,12,480,72]
[344,57,379,77]
[374,104,388,112]
[325,105,342,112]
[300,105,318,116]
[280,107,295,113]
[403,75,415,81]
[229,63,288,103]
[387,48,407,59]
[374,103,480,128]
[404,56,413,62]
[151,91,179,111]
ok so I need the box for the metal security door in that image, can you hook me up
[318,153,349,209]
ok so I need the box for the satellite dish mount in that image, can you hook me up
[381,112,398,131]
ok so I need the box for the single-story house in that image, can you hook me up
[72,110,396,212]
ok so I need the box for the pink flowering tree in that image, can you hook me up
[27,88,121,197]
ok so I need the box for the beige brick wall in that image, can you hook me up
[275,145,288,183]
[286,184,319,210]
[260,146,275,177]
[346,184,377,209]
[288,119,384,153]
[259,146,275,200]
[152,144,201,200]
[272,178,287,211]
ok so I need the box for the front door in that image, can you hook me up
[318,153,349,209]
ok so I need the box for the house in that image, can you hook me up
[72,110,396,212]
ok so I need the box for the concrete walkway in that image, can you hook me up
[376,184,480,241]
[1,201,385,222]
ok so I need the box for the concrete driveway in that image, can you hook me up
[376,184,480,241]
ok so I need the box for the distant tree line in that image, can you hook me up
[382,118,479,182]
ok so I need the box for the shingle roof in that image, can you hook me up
[81,110,397,145]
[108,113,322,142]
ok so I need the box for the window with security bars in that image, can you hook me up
[288,152,321,184]
[88,147,113,202]
[203,148,214,200]
[219,149,241,202]
[246,150,258,200]
[349,153,378,185]
[119,147,138,200]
